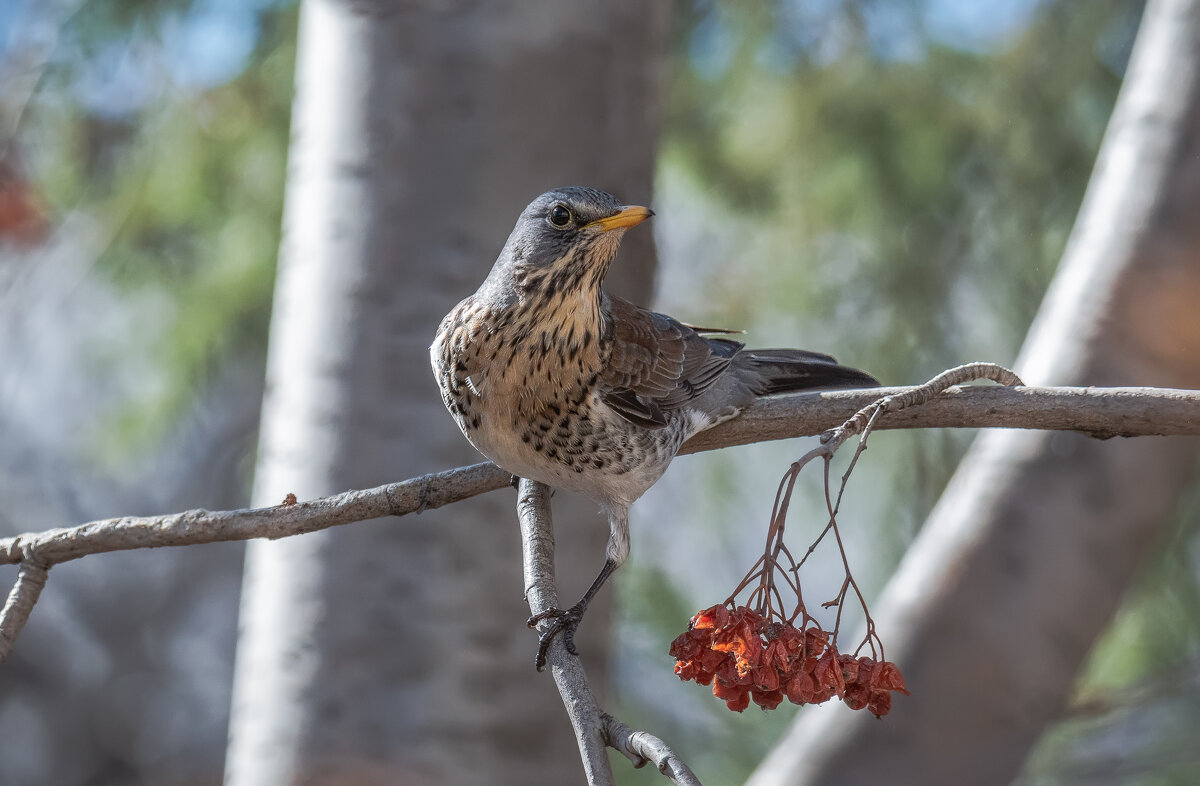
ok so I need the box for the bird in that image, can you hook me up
[431,186,879,669]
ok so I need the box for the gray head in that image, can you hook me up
[482,187,653,301]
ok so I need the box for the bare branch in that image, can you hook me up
[1,383,1187,571]
[603,713,703,786]
[3,383,1196,569]
[0,461,512,567]
[0,461,510,664]
[0,553,49,663]
[823,362,1023,448]
[683,383,1200,454]
[1,381,1198,665]
[518,480,616,785]
[518,480,703,785]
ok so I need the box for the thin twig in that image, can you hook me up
[729,364,1028,666]
[603,713,703,786]
[0,462,511,664]
[0,461,512,567]
[0,552,49,663]
[823,363,1024,449]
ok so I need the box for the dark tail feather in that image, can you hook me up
[740,349,880,395]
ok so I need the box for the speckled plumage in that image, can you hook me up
[431,187,878,666]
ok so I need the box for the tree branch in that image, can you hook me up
[0,553,49,662]
[518,480,702,786]
[0,461,513,567]
[602,712,703,785]
[683,382,1200,454]
[518,480,614,785]
[1,381,1198,664]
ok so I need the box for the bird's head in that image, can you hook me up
[484,187,653,302]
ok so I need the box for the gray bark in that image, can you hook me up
[224,2,668,785]
[748,0,1200,783]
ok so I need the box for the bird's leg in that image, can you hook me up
[527,506,630,671]
[528,557,617,669]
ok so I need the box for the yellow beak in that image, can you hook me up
[586,205,654,232]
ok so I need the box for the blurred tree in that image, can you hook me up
[0,2,295,784]
[744,0,1200,782]
[224,2,667,784]
[613,1,1200,784]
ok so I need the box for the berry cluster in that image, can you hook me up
[669,605,908,716]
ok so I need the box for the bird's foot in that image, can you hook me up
[526,603,585,671]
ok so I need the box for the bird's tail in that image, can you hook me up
[738,349,880,395]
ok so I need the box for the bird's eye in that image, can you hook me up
[549,204,572,227]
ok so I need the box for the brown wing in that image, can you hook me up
[599,296,743,428]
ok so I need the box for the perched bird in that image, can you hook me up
[431,187,878,668]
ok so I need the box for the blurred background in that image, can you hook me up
[2,0,1198,784]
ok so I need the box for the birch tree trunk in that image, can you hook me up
[224,3,668,784]
[749,0,1200,783]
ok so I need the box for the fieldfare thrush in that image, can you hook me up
[431,186,879,668]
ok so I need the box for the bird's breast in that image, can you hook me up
[433,294,692,506]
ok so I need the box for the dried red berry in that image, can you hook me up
[671,607,906,717]
[867,690,892,718]
[751,688,784,710]
[785,668,815,705]
[692,605,730,630]
[843,682,870,711]
[876,661,910,695]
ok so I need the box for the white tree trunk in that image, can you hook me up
[225,2,668,784]
[749,0,1200,783]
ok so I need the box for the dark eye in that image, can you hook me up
[549,204,572,227]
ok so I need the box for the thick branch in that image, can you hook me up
[2,385,1197,571]
[683,383,1200,453]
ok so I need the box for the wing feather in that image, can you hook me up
[599,296,741,427]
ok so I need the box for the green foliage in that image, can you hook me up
[666,0,1137,381]
[27,2,297,453]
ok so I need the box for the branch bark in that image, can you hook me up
[686,383,1200,453]
[1,382,1198,664]
[518,479,702,786]
[0,557,48,662]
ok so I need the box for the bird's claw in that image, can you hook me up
[527,604,584,671]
